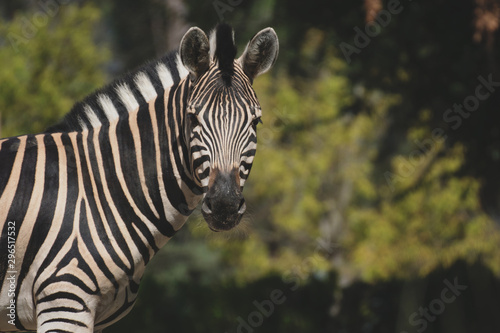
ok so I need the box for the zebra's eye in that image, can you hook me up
[252,117,263,129]
[187,113,200,128]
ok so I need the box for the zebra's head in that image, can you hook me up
[179,24,278,231]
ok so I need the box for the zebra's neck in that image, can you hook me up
[48,51,203,247]
[47,51,189,133]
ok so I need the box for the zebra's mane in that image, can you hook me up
[46,50,189,133]
[46,24,238,133]
[210,23,237,86]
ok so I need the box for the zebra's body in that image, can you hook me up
[0,24,278,332]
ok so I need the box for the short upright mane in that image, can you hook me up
[46,50,189,133]
[212,23,237,86]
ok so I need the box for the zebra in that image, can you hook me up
[0,23,278,333]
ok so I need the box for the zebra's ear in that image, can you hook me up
[180,27,211,81]
[238,27,279,83]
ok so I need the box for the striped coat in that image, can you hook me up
[0,24,278,332]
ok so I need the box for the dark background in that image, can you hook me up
[1,0,500,332]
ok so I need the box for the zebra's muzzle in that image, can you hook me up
[201,169,246,231]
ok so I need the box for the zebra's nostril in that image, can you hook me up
[202,200,212,214]
[238,199,246,214]
[205,198,212,210]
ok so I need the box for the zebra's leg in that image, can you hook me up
[35,292,96,333]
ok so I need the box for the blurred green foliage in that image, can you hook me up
[1,0,500,332]
[0,3,108,137]
[350,140,500,281]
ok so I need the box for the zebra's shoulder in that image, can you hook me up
[46,50,188,133]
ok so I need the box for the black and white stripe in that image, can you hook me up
[0,24,278,333]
